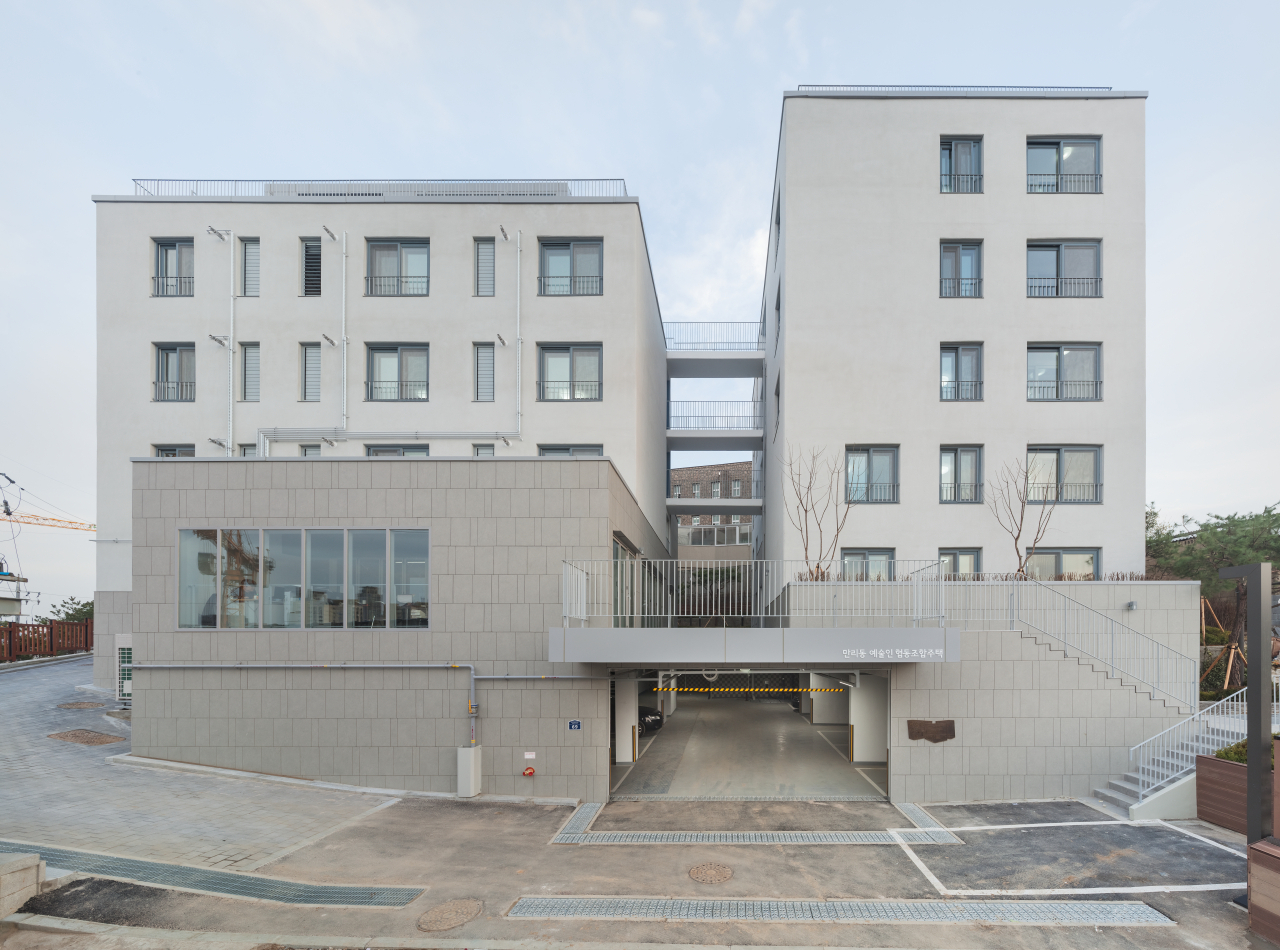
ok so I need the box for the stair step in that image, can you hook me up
[1094,786,1138,810]
[1108,777,1142,797]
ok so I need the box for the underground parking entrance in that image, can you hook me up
[608,668,890,800]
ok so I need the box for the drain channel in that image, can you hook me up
[555,829,957,845]
[508,896,1173,925]
[0,840,422,907]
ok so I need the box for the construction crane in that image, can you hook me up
[0,513,97,532]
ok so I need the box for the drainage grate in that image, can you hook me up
[508,896,1173,926]
[897,803,942,829]
[555,829,955,845]
[610,795,887,802]
[559,802,602,835]
[0,840,422,907]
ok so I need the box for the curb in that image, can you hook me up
[107,753,583,808]
[0,652,92,675]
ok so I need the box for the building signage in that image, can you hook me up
[567,719,582,731]
[524,751,536,759]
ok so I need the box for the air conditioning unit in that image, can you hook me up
[116,633,132,705]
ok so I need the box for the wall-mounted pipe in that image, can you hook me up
[341,231,348,432]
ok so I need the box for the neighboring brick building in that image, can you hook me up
[670,461,754,556]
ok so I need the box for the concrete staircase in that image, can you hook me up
[1094,771,1146,812]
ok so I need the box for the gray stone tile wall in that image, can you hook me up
[91,590,131,691]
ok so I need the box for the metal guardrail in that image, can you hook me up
[940,483,982,503]
[664,322,763,352]
[940,174,983,193]
[154,381,195,402]
[365,380,428,401]
[1129,682,1280,800]
[1027,380,1103,401]
[538,380,601,401]
[153,276,193,296]
[670,479,763,501]
[796,85,1113,93]
[1029,482,1103,504]
[1027,173,1102,194]
[563,559,946,628]
[366,276,429,296]
[538,276,602,296]
[133,179,628,198]
[1028,277,1102,297]
[940,380,983,401]
[846,482,899,504]
[667,401,762,430]
[940,278,982,298]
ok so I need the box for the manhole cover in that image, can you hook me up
[48,730,126,746]
[690,863,733,884]
[57,702,106,709]
[417,898,483,932]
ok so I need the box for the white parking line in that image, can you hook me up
[856,768,887,796]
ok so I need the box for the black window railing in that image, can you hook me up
[537,380,601,401]
[1027,380,1103,401]
[366,380,428,401]
[365,276,429,296]
[940,380,983,401]
[154,380,195,401]
[940,174,983,194]
[153,276,194,296]
[1027,173,1102,194]
[940,482,983,503]
[1027,277,1102,297]
[1029,482,1104,503]
[940,277,982,298]
[846,482,899,504]
[538,275,603,296]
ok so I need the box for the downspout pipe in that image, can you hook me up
[341,231,348,431]
[515,229,522,440]
[228,230,234,457]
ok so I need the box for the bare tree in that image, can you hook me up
[783,444,854,578]
[986,459,1058,576]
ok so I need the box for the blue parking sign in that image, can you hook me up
[567,719,582,731]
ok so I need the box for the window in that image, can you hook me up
[538,345,600,400]
[154,240,193,296]
[672,484,682,498]
[693,483,702,499]
[731,479,741,497]
[179,527,429,628]
[367,346,428,401]
[711,481,721,499]
[940,243,982,297]
[366,241,429,296]
[475,238,495,296]
[940,138,982,193]
[940,447,982,503]
[1027,345,1101,400]
[155,444,194,458]
[303,239,321,296]
[155,345,195,401]
[538,445,603,457]
[302,344,321,401]
[1027,139,1101,193]
[841,549,895,580]
[242,239,259,297]
[940,345,982,401]
[774,285,782,344]
[240,444,257,457]
[684,522,751,547]
[939,549,981,576]
[1028,446,1102,503]
[473,444,494,457]
[242,344,259,402]
[539,241,602,295]
[1026,548,1100,580]
[846,447,898,503]
[300,445,321,457]
[365,445,429,457]
[475,343,494,401]
[1027,242,1101,297]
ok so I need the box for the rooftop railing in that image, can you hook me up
[667,401,762,430]
[132,179,628,198]
[664,322,763,351]
[797,85,1113,93]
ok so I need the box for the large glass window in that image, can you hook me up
[262,529,302,628]
[366,241,430,296]
[367,346,428,401]
[1028,447,1101,503]
[538,445,603,457]
[940,345,982,400]
[305,529,345,628]
[391,530,430,627]
[539,241,602,295]
[155,240,194,296]
[1026,548,1100,580]
[1027,242,1101,297]
[366,445,429,457]
[846,447,898,503]
[220,529,260,628]
[539,345,601,400]
[1027,345,1101,400]
[841,549,895,580]
[178,529,218,627]
[1027,139,1101,193]
[348,530,387,628]
[156,445,195,458]
[940,244,982,297]
[155,345,195,401]
[939,549,981,576]
[940,138,982,193]
[940,447,981,503]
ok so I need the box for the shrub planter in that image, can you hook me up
[1197,754,1249,834]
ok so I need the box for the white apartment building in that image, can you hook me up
[94,88,1202,809]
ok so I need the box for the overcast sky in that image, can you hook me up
[1,0,1276,608]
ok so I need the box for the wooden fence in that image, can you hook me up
[0,620,94,663]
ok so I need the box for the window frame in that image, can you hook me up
[474,342,495,402]
[155,343,196,402]
[473,444,495,457]
[840,548,896,580]
[154,239,194,297]
[1027,445,1103,504]
[939,548,982,576]
[475,237,495,297]
[365,240,430,296]
[155,444,195,458]
[1025,547,1101,580]
[940,137,983,193]
[301,343,321,402]
[940,344,983,401]
[366,344,430,402]
[364,445,430,457]
[241,343,260,402]
[538,240,603,296]
[1026,241,1102,297]
[241,238,260,297]
[537,344,602,401]
[845,446,899,504]
[939,445,983,504]
[939,242,983,297]
[302,238,322,296]
[300,444,321,457]
[537,445,604,457]
[1026,138,1102,194]
[239,444,257,457]
[1027,344,1102,401]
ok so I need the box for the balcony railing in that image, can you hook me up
[846,482,899,504]
[366,276,429,296]
[365,380,428,401]
[537,380,601,401]
[667,401,762,430]
[153,276,193,297]
[664,322,763,352]
[940,277,982,298]
[940,380,983,401]
[1029,482,1103,504]
[538,276,602,296]
[1027,277,1102,297]
[1027,173,1102,194]
[1027,380,1103,401]
[134,178,628,198]
[154,380,195,402]
[940,174,983,193]
[940,482,983,503]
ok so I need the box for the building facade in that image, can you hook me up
[671,462,753,559]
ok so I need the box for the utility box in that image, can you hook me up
[457,745,482,798]
[116,634,132,703]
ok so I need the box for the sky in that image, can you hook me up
[1,0,1277,610]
